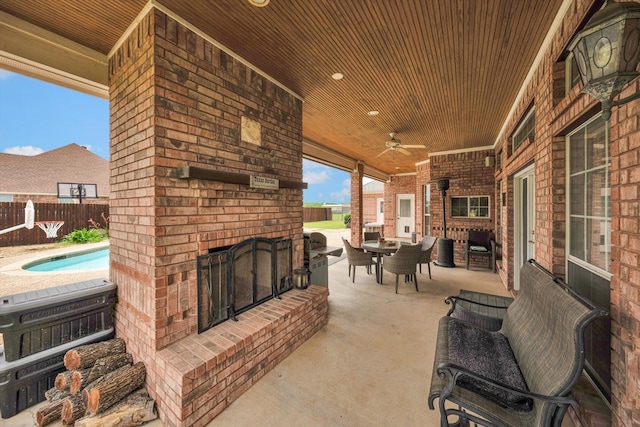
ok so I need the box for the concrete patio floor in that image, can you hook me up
[0,232,577,426]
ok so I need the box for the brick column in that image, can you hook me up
[350,162,364,246]
[609,90,640,427]
[107,8,305,424]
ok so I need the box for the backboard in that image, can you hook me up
[57,183,99,200]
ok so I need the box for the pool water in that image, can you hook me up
[24,248,109,272]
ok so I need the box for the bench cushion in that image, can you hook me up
[448,320,533,411]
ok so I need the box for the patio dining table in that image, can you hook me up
[362,240,406,283]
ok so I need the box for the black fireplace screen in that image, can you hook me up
[197,237,293,333]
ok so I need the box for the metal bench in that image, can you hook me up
[445,289,513,331]
[428,259,607,426]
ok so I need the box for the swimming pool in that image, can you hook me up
[23,247,109,272]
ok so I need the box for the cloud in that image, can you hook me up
[3,145,44,156]
[303,160,332,184]
[304,171,330,184]
[329,188,351,202]
[329,178,351,202]
[0,69,14,80]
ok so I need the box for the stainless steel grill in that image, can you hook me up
[303,232,343,287]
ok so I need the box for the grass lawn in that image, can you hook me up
[303,219,346,229]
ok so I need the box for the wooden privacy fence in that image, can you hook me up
[0,202,109,247]
[303,207,332,223]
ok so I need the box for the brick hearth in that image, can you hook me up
[155,286,328,426]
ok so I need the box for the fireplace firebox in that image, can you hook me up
[197,237,293,333]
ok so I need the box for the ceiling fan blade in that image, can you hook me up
[397,147,412,156]
[376,148,392,157]
[398,144,426,149]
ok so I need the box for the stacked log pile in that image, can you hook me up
[35,338,157,427]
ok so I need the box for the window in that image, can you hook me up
[568,116,610,273]
[512,106,535,152]
[0,194,13,202]
[451,196,490,218]
[565,53,582,95]
[567,114,611,401]
[423,184,431,235]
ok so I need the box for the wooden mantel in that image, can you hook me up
[176,166,308,190]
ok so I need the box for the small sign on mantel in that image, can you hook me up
[250,175,279,190]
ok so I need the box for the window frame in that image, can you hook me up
[512,106,535,152]
[566,114,611,278]
[423,184,431,235]
[450,196,491,219]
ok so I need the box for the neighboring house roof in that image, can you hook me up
[0,144,110,197]
[363,180,384,194]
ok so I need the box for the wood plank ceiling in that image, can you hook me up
[0,0,565,176]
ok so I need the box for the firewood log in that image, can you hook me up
[69,367,94,394]
[86,362,146,416]
[83,352,133,387]
[55,370,74,391]
[74,388,157,427]
[82,364,131,407]
[35,399,64,426]
[45,386,70,402]
[61,394,86,425]
[64,338,125,370]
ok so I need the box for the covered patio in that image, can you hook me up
[0,0,637,425]
[2,236,540,426]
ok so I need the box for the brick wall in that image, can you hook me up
[108,8,310,425]
[426,151,496,264]
[362,193,381,224]
[489,0,640,425]
[383,174,416,238]
[609,77,640,427]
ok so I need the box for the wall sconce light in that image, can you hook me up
[568,0,640,120]
[485,156,495,167]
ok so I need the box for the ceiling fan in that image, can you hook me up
[376,132,425,157]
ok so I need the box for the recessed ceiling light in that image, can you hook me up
[248,0,270,7]
[368,110,379,116]
[332,73,344,80]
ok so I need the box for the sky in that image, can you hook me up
[0,70,354,204]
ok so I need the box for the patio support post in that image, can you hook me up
[350,162,365,247]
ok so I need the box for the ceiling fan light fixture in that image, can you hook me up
[368,110,379,116]
[332,72,344,80]
[248,0,270,7]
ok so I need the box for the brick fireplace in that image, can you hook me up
[107,7,327,426]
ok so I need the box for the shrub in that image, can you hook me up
[62,228,108,244]
[343,213,351,225]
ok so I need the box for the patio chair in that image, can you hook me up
[381,243,422,293]
[342,237,376,283]
[466,230,496,272]
[418,236,437,279]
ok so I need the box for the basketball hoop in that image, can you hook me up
[36,221,65,239]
